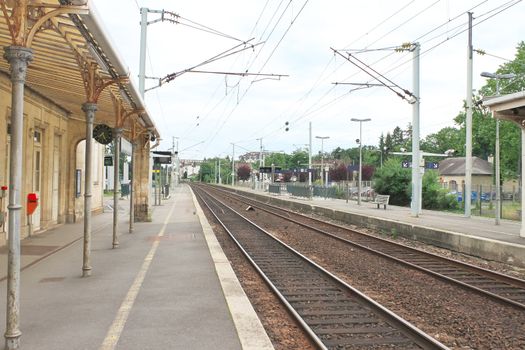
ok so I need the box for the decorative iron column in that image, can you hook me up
[81,102,97,277]
[129,140,135,233]
[4,45,33,350]
[112,128,122,248]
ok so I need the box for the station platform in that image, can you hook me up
[228,185,525,268]
[0,185,273,350]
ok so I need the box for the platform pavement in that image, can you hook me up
[0,184,273,350]
[229,184,525,267]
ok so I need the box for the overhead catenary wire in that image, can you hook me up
[200,0,310,153]
[285,0,514,129]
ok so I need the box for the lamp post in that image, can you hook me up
[315,136,329,186]
[480,71,515,225]
[351,118,371,205]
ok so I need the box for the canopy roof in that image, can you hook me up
[0,0,159,139]
[483,90,525,125]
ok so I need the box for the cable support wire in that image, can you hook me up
[245,0,501,143]
[159,9,245,42]
[202,0,309,151]
[144,40,270,91]
[331,48,415,103]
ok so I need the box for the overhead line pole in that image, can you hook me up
[465,12,473,218]
[231,143,235,186]
[309,122,312,188]
[411,43,421,217]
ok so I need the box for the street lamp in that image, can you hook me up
[351,118,371,205]
[315,136,330,186]
[480,71,516,225]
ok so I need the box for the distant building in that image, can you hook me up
[239,151,269,164]
[438,157,493,191]
[179,159,203,177]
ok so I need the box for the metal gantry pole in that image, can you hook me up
[258,138,263,190]
[308,122,312,187]
[321,140,324,187]
[231,143,235,186]
[112,128,122,248]
[129,141,135,233]
[358,125,363,205]
[465,12,474,217]
[139,7,148,98]
[81,102,97,277]
[4,45,33,350]
[411,42,421,217]
[521,128,525,238]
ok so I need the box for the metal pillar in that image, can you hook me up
[495,119,501,225]
[465,12,473,217]
[308,122,312,187]
[358,128,363,205]
[139,7,148,98]
[4,45,33,350]
[411,43,421,217]
[218,158,222,184]
[81,102,97,277]
[231,143,235,186]
[521,127,525,237]
[112,128,122,248]
[129,141,135,233]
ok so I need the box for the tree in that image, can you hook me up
[237,164,251,181]
[373,158,411,206]
[329,164,348,182]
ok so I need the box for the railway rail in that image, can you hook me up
[193,185,448,350]
[200,184,525,311]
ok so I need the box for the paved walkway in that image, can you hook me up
[0,185,272,350]
[235,185,523,246]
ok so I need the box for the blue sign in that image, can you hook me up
[402,161,412,168]
[425,162,439,169]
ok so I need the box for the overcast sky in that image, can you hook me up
[92,0,525,160]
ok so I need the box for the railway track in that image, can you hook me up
[193,185,448,350]
[201,184,525,311]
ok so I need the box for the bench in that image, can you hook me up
[372,194,390,209]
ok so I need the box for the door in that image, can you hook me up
[51,135,60,223]
[32,129,42,231]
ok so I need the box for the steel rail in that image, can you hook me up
[203,184,525,310]
[193,185,449,350]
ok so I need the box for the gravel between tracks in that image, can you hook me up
[210,188,525,350]
[196,194,316,350]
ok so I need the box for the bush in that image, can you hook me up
[422,171,458,210]
[373,158,411,206]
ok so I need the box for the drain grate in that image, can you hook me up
[39,277,65,283]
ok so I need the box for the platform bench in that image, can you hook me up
[372,194,390,209]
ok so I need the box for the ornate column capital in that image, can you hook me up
[3,46,33,83]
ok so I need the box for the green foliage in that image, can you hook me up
[372,158,411,206]
[422,171,458,210]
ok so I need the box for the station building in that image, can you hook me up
[0,1,160,243]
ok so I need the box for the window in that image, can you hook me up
[34,150,40,192]
[34,130,41,143]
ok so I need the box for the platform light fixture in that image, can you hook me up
[351,118,371,205]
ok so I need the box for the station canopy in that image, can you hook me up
[0,0,159,139]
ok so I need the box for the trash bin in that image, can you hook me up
[120,183,130,197]
[164,184,170,198]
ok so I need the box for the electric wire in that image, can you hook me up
[201,0,309,153]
